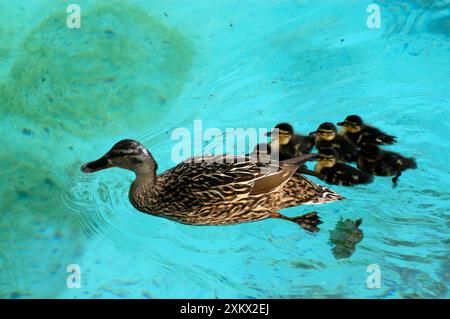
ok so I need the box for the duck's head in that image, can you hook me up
[337,115,363,133]
[310,122,337,141]
[81,139,156,175]
[266,123,294,145]
[359,143,381,160]
[317,148,337,167]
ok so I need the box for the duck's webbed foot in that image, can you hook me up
[392,172,401,187]
[292,211,322,233]
[271,211,322,233]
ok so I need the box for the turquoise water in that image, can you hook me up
[1,0,449,298]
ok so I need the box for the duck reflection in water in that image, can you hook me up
[329,218,363,259]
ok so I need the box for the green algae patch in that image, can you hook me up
[1,3,193,137]
[0,2,194,297]
[0,148,86,298]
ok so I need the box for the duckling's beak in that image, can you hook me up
[81,155,111,173]
[336,121,345,126]
[309,130,317,136]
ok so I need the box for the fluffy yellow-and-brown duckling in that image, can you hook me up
[337,115,397,146]
[357,143,417,186]
[310,122,359,163]
[315,148,373,186]
[266,123,315,157]
[81,139,344,232]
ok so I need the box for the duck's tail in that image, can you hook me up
[287,173,345,206]
[306,184,345,205]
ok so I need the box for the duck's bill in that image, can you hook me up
[336,121,345,126]
[80,156,110,173]
[308,131,317,136]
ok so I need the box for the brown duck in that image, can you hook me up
[81,139,344,232]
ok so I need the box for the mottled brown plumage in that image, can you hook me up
[81,139,344,231]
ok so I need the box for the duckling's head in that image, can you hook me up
[317,148,337,167]
[337,115,363,133]
[266,123,294,145]
[310,122,337,141]
[359,143,381,160]
[81,139,156,175]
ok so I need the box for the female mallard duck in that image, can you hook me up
[337,115,397,146]
[315,148,373,186]
[81,139,344,232]
[357,143,417,186]
[310,122,359,163]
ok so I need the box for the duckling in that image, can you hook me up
[81,139,344,232]
[337,115,397,146]
[329,218,363,259]
[315,149,373,186]
[357,143,417,186]
[310,122,359,163]
[266,123,315,157]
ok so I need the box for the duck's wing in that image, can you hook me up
[159,154,310,204]
[186,155,299,195]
